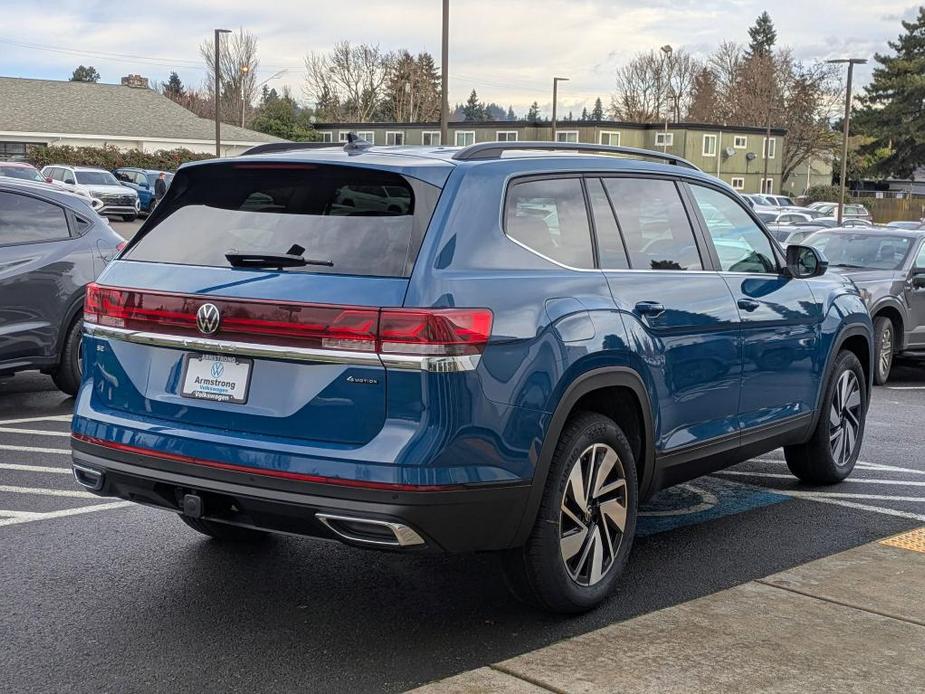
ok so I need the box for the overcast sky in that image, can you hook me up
[1,0,920,117]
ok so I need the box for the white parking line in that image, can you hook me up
[885,386,925,390]
[779,495,925,523]
[0,463,70,474]
[752,457,925,476]
[0,485,95,498]
[0,501,132,527]
[784,491,925,503]
[0,444,68,454]
[0,427,70,437]
[0,415,72,425]
[716,471,925,486]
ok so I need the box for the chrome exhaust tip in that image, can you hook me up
[72,463,105,491]
[315,513,425,547]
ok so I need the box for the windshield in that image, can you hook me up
[76,171,120,186]
[756,212,778,223]
[805,232,913,270]
[0,165,44,182]
[124,163,440,278]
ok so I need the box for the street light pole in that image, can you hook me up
[551,77,569,142]
[660,45,673,152]
[828,58,868,225]
[240,64,249,127]
[213,28,231,156]
[440,0,449,146]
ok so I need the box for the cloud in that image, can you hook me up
[0,0,916,114]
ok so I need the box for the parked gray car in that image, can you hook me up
[0,178,124,394]
[804,228,925,384]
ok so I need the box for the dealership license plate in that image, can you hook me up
[181,353,252,404]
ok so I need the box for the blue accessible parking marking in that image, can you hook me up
[637,476,790,537]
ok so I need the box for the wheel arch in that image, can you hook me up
[809,324,873,435]
[870,302,904,352]
[510,366,656,546]
[53,290,86,360]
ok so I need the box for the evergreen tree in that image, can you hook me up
[591,97,604,122]
[526,101,540,123]
[746,12,777,58]
[855,7,925,177]
[251,87,316,141]
[506,105,517,120]
[580,107,589,121]
[687,67,718,122]
[463,89,487,121]
[163,72,185,99]
[70,65,100,82]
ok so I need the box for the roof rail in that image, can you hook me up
[240,141,337,156]
[451,141,700,170]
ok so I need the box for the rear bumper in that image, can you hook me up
[71,438,532,553]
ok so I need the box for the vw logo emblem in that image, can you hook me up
[210,361,225,378]
[196,303,221,335]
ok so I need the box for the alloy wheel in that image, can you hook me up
[559,443,628,586]
[829,370,862,466]
[879,324,893,381]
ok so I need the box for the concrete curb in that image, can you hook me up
[411,529,925,693]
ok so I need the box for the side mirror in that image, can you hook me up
[786,244,828,279]
[912,267,925,289]
[45,176,53,183]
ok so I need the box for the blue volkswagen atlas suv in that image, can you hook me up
[71,140,873,613]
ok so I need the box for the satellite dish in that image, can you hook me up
[724,147,736,158]
[745,152,757,161]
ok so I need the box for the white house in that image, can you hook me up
[0,75,281,160]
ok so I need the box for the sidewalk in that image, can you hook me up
[413,528,925,694]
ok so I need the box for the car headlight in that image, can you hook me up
[90,198,104,210]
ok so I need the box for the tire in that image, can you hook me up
[51,315,83,396]
[784,350,866,484]
[179,515,271,543]
[122,214,137,222]
[873,316,894,385]
[502,412,638,613]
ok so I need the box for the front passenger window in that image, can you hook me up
[505,178,594,268]
[690,185,778,274]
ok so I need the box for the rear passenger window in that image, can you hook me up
[504,178,594,268]
[586,178,628,269]
[603,178,702,271]
[690,185,778,274]
[0,192,70,244]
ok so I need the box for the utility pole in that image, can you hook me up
[660,45,672,152]
[761,89,772,195]
[240,64,249,127]
[828,58,867,224]
[214,28,231,156]
[551,77,569,142]
[440,0,449,146]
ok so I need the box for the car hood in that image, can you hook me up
[85,184,137,197]
[829,268,900,306]
[829,268,896,285]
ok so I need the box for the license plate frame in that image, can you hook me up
[180,353,253,405]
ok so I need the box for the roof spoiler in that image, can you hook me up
[451,141,700,170]
[241,133,373,157]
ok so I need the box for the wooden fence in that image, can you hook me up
[853,197,925,223]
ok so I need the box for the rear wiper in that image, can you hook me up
[225,244,333,269]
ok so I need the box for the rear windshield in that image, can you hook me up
[0,165,44,182]
[124,163,440,278]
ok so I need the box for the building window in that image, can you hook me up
[763,137,776,159]
[356,131,375,144]
[455,131,475,147]
[655,132,674,147]
[761,178,774,194]
[496,131,518,142]
[0,141,43,162]
[338,131,350,143]
[556,131,579,143]
[703,134,718,157]
[731,177,745,190]
[318,132,333,143]
[599,131,621,146]
[733,135,747,149]
[385,131,405,146]
[421,131,441,146]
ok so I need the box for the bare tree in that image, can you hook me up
[611,48,701,123]
[201,28,259,127]
[304,42,390,122]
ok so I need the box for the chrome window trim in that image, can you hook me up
[85,324,481,372]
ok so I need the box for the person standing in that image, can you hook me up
[153,172,168,210]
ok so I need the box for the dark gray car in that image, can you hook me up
[0,178,124,394]
[804,228,925,384]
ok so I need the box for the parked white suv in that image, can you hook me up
[41,165,139,221]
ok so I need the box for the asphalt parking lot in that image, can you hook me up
[1,356,923,693]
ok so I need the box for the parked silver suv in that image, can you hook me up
[41,165,139,221]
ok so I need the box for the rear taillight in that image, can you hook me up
[84,284,492,357]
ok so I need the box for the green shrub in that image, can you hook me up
[802,185,842,204]
[25,144,214,172]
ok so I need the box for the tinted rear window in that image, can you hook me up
[124,163,440,278]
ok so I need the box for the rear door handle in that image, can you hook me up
[738,298,760,312]
[635,301,665,318]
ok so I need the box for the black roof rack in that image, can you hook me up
[240,141,335,156]
[451,141,700,170]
